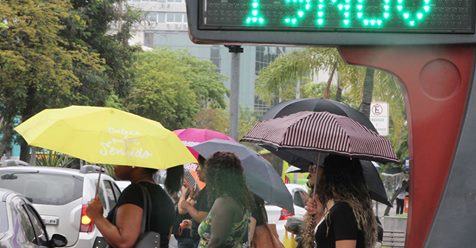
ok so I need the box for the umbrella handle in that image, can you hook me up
[95,165,103,198]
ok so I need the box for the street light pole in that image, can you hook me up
[226,45,243,140]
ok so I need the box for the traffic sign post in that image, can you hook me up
[370,102,389,136]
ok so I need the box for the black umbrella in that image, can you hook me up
[286,160,391,206]
[191,139,295,213]
[261,98,377,132]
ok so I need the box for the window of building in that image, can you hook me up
[144,32,154,47]
[166,12,185,23]
[255,46,286,74]
[145,12,157,22]
[210,46,221,72]
[144,12,166,23]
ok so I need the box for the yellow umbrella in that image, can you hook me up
[15,105,196,169]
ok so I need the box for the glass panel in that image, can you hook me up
[0,172,83,205]
[17,203,36,243]
[103,181,118,210]
[23,204,48,245]
[146,12,158,22]
[157,13,166,23]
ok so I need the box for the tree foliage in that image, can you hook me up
[0,0,105,156]
[0,0,139,160]
[256,48,364,105]
[126,49,227,130]
[65,0,141,101]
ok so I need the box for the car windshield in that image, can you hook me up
[0,202,7,234]
[0,172,83,205]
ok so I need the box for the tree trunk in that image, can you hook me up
[19,138,30,162]
[360,68,375,117]
[323,63,337,99]
[0,116,14,158]
[296,77,301,99]
[335,78,342,101]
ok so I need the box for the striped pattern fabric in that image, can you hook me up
[241,111,399,163]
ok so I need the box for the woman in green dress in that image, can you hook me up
[197,151,254,248]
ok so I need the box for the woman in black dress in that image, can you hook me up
[312,155,377,248]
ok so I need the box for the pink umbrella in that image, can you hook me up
[173,128,236,158]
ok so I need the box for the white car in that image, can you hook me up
[114,180,131,192]
[0,165,121,248]
[266,184,309,241]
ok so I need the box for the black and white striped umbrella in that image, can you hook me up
[241,111,399,164]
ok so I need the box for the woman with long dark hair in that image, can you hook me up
[303,155,377,248]
[197,151,253,248]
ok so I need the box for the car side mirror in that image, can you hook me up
[49,234,67,247]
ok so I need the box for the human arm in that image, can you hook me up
[180,198,208,223]
[207,197,236,248]
[87,198,142,248]
[248,216,257,244]
[335,240,357,248]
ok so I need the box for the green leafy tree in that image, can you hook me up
[195,108,229,133]
[64,0,141,101]
[256,48,364,105]
[126,49,227,130]
[180,54,228,109]
[194,106,258,141]
[0,0,104,158]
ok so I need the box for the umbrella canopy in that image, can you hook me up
[261,98,376,131]
[173,128,235,158]
[287,160,391,206]
[191,139,295,213]
[15,106,196,169]
[174,128,235,144]
[241,111,399,164]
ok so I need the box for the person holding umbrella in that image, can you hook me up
[86,165,175,248]
[302,155,377,248]
[14,106,198,248]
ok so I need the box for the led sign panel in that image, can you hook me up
[199,0,475,33]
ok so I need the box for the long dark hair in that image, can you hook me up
[205,152,253,210]
[316,155,376,248]
[164,165,184,195]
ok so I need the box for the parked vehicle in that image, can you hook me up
[266,184,309,241]
[114,180,131,192]
[0,188,67,247]
[0,165,121,248]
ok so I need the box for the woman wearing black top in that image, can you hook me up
[310,155,377,248]
[87,166,175,248]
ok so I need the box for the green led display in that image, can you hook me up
[200,0,474,33]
